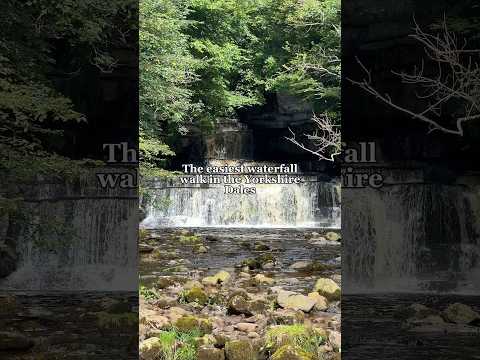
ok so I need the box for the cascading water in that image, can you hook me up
[0,168,138,291]
[141,177,340,228]
[141,119,340,229]
[343,168,480,294]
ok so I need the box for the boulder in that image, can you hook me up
[443,303,480,324]
[277,291,316,313]
[307,292,328,311]
[174,315,212,335]
[271,345,313,360]
[254,274,275,285]
[225,340,258,360]
[325,232,341,242]
[228,295,253,316]
[139,243,154,253]
[202,271,231,286]
[139,337,162,360]
[328,330,341,352]
[198,346,225,360]
[183,287,208,305]
[235,322,258,333]
[314,278,340,301]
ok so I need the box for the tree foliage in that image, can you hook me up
[139,0,341,172]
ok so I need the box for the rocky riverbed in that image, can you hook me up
[0,292,137,359]
[139,227,342,360]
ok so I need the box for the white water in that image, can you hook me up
[0,169,138,291]
[142,178,340,228]
[343,171,480,294]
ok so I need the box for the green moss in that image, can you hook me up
[271,344,313,360]
[174,315,213,335]
[140,285,160,300]
[181,287,209,305]
[178,235,202,244]
[265,325,325,355]
[151,329,201,360]
[225,340,257,360]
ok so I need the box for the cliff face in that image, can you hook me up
[169,92,335,173]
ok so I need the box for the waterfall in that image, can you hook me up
[343,169,480,294]
[141,176,340,228]
[0,168,138,291]
[142,119,340,228]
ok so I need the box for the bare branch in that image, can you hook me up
[349,16,480,136]
[286,113,341,162]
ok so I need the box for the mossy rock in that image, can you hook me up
[183,287,209,305]
[271,344,313,360]
[313,278,340,301]
[177,234,202,244]
[198,346,225,360]
[325,232,341,242]
[202,270,231,286]
[443,303,480,324]
[174,315,212,335]
[225,340,258,360]
[241,254,276,270]
[155,277,176,290]
[265,325,324,353]
[195,245,209,253]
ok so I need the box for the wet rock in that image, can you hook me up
[307,292,328,311]
[225,340,258,360]
[0,332,34,351]
[443,303,480,325]
[205,235,220,242]
[198,346,225,360]
[289,261,311,270]
[139,243,154,253]
[396,303,437,320]
[254,242,270,251]
[277,291,316,313]
[241,254,276,270]
[314,278,340,301]
[155,277,176,289]
[100,298,131,314]
[271,344,313,360]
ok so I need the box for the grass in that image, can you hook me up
[154,328,201,360]
[140,285,160,300]
[265,325,326,358]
